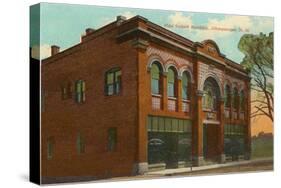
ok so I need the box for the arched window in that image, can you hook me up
[233,87,239,110]
[182,71,190,100]
[203,78,220,111]
[203,86,216,110]
[240,90,245,111]
[151,62,162,95]
[224,84,231,108]
[167,67,176,97]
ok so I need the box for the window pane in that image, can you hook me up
[186,120,192,133]
[115,70,121,80]
[183,120,188,132]
[233,88,238,110]
[76,133,85,154]
[182,86,188,99]
[76,81,81,93]
[81,81,85,91]
[47,139,53,159]
[225,85,231,107]
[151,64,160,79]
[152,79,159,94]
[172,118,178,132]
[165,118,172,132]
[182,72,189,99]
[168,83,174,97]
[147,116,152,131]
[167,69,175,96]
[152,116,158,131]
[240,90,245,111]
[107,72,114,84]
[106,69,121,95]
[75,80,85,103]
[158,117,165,132]
[62,86,67,99]
[115,82,120,94]
[179,120,184,132]
[182,73,188,86]
[167,68,175,83]
[107,84,114,95]
[108,128,117,151]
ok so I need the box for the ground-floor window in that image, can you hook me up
[76,132,85,154]
[224,124,245,160]
[108,127,117,152]
[147,116,192,168]
[47,137,54,160]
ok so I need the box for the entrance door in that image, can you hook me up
[165,133,178,169]
[203,124,218,161]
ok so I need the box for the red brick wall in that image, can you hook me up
[41,26,139,179]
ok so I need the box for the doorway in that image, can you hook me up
[203,124,218,161]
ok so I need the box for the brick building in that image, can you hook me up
[41,15,251,183]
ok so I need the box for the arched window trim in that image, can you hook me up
[182,71,191,100]
[202,78,220,111]
[150,61,163,95]
[240,90,245,112]
[224,84,231,108]
[232,87,239,111]
[167,67,177,98]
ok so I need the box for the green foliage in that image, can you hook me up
[238,32,273,72]
[238,32,274,122]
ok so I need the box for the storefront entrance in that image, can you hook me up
[147,116,192,169]
[203,123,219,161]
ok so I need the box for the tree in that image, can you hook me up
[238,32,273,122]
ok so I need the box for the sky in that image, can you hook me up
[30,3,274,62]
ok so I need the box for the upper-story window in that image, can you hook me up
[203,78,219,111]
[167,67,176,97]
[240,90,245,111]
[182,71,190,100]
[75,80,86,103]
[233,87,239,111]
[203,87,216,110]
[105,68,121,96]
[151,62,162,95]
[224,84,231,108]
[61,82,73,100]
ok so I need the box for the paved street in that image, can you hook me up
[173,160,273,176]
[107,158,273,182]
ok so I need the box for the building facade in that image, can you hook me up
[41,15,251,183]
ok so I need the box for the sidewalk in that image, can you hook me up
[145,157,273,176]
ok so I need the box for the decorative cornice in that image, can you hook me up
[131,38,149,50]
